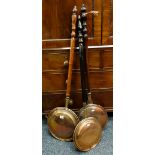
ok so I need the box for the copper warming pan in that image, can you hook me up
[73,15,102,152]
[47,6,79,141]
[78,4,108,129]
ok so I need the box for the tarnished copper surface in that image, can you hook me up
[79,104,108,129]
[73,117,102,151]
[47,107,79,141]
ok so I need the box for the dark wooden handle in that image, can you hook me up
[78,15,88,105]
[81,4,90,92]
[81,4,93,104]
[66,6,77,97]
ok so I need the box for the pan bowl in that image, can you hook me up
[47,107,79,141]
[79,104,108,129]
[73,117,102,151]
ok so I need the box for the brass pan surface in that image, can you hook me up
[79,104,108,129]
[47,107,79,141]
[73,117,102,151]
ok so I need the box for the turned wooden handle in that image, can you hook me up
[81,4,94,104]
[81,4,99,95]
[78,15,88,105]
[81,4,90,92]
[66,6,77,97]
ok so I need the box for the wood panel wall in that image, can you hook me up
[42,0,113,114]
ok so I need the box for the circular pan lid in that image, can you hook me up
[79,104,108,129]
[47,107,79,141]
[73,117,102,151]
